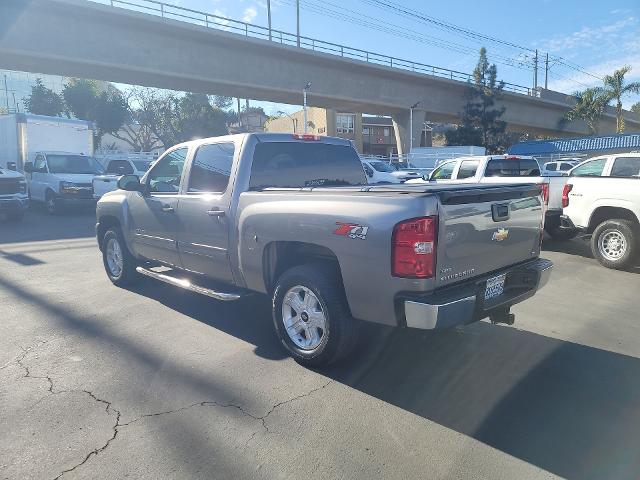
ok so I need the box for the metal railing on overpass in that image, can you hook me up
[90,0,535,97]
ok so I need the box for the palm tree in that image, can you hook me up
[602,66,640,133]
[562,87,608,135]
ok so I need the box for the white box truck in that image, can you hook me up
[0,114,94,171]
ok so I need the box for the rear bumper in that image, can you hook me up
[402,258,553,330]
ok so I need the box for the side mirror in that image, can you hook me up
[23,162,33,173]
[117,174,142,192]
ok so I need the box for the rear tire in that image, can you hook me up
[102,227,140,286]
[272,264,358,367]
[591,219,638,270]
[544,219,577,241]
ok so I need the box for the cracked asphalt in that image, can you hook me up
[2,210,640,480]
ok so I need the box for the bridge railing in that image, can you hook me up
[92,0,535,97]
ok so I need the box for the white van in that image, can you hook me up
[24,151,104,214]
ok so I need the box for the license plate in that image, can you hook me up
[485,273,506,301]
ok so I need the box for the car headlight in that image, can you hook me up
[19,181,27,194]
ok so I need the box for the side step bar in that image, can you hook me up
[136,267,243,301]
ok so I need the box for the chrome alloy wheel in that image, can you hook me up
[105,237,124,277]
[281,285,327,350]
[598,229,627,261]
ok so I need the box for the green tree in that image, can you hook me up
[631,102,640,114]
[561,88,608,135]
[211,95,233,110]
[62,79,127,146]
[445,48,507,153]
[602,66,640,133]
[24,78,64,116]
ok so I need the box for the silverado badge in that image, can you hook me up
[492,228,509,242]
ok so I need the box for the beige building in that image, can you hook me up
[265,108,431,155]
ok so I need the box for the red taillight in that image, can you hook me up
[562,184,573,208]
[292,134,320,141]
[392,216,437,278]
[540,183,550,205]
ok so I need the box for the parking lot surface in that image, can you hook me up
[2,211,640,480]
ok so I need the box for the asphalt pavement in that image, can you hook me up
[2,209,640,480]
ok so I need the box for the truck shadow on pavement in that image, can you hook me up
[544,237,640,273]
[130,279,640,480]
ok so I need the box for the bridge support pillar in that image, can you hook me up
[392,109,426,160]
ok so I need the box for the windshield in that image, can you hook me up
[132,160,152,172]
[485,158,540,177]
[47,155,104,174]
[369,161,397,172]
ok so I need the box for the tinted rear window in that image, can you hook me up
[485,159,540,177]
[249,142,366,189]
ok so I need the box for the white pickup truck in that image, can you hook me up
[93,157,154,199]
[561,153,640,269]
[409,155,569,238]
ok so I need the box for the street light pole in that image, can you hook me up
[296,0,300,47]
[303,82,311,134]
[267,0,272,41]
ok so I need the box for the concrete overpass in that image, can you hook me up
[1,0,638,153]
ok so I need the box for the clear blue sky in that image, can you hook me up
[155,0,640,114]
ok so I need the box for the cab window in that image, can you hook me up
[610,157,640,178]
[34,155,47,172]
[456,160,479,179]
[106,160,134,175]
[430,161,456,180]
[545,163,557,172]
[188,143,235,193]
[147,148,188,193]
[570,158,607,177]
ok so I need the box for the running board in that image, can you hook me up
[136,267,243,301]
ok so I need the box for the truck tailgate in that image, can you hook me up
[435,184,543,287]
[92,175,118,199]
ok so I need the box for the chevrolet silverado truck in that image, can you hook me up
[561,153,640,269]
[0,166,29,221]
[96,133,553,366]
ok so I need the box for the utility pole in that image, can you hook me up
[3,75,9,112]
[533,49,539,91]
[409,102,421,156]
[267,0,272,41]
[237,97,242,129]
[544,52,549,90]
[303,82,311,134]
[296,0,300,47]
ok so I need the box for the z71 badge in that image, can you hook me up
[334,222,369,240]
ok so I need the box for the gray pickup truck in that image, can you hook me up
[96,133,552,366]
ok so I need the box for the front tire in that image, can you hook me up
[102,228,140,286]
[591,219,638,270]
[45,191,60,215]
[272,264,358,367]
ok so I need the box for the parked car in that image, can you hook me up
[0,166,29,222]
[96,133,552,366]
[561,153,640,269]
[407,155,570,239]
[93,157,154,199]
[362,159,422,183]
[24,151,104,214]
[361,159,401,183]
[541,160,580,176]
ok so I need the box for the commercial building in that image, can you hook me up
[265,108,431,155]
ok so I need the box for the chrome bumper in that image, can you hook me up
[404,258,553,330]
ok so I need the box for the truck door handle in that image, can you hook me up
[206,209,225,217]
[161,205,174,213]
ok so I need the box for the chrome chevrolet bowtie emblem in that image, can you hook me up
[492,228,509,242]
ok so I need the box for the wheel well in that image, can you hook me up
[263,241,342,293]
[588,207,639,233]
[97,216,121,251]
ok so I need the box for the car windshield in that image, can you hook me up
[132,160,152,171]
[47,155,104,174]
[370,161,396,172]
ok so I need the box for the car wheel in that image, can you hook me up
[591,219,638,270]
[102,227,140,286]
[544,220,577,241]
[45,191,59,215]
[272,264,358,367]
